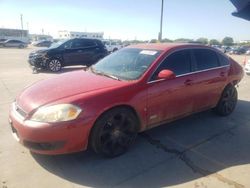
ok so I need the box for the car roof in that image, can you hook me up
[128,43,209,51]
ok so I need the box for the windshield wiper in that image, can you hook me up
[89,67,120,81]
[102,73,120,80]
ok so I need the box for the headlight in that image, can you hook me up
[30,104,82,123]
[34,52,47,58]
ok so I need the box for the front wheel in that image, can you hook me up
[90,108,138,157]
[47,59,62,72]
[214,85,238,116]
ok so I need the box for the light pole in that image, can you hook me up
[20,14,23,39]
[158,0,164,41]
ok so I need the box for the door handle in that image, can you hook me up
[77,50,83,53]
[184,79,193,86]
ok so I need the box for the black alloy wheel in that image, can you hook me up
[90,108,138,157]
[214,85,238,116]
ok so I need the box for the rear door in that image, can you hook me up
[191,48,230,112]
[147,49,196,127]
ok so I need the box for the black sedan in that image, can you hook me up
[28,38,108,72]
[33,40,53,47]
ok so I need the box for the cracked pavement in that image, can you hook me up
[0,47,250,188]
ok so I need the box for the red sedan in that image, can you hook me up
[9,43,244,157]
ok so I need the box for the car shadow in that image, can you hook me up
[31,99,250,187]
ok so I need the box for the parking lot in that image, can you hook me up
[0,47,250,188]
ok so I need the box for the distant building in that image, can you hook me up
[0,28,29,42]
[239,40,250,44]
[30,34,53,42]
[58,30,104,39]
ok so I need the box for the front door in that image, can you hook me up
[147,49,195,128]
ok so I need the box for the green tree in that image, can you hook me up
[160,38,173,43]
[222,37,234,46]
[196,38,208,45]
[150,39,158,43]
[174,38,194,43]
[209,39,220,45]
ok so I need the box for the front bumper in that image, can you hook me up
[28,54,48,68]
[9,104,94,155]
[28,57,45,67]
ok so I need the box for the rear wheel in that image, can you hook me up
[19,44,24,48]
[214,85,238,116]
[90,108,138,157]
[47,59,62,72]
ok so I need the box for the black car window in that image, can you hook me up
[193,49,219,71]
[83,40,97,47]
[152,49,192,79]
[217,53,229,66]
[72,39,96,48]
[8,40,15,43]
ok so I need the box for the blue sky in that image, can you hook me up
[0,0,250,41]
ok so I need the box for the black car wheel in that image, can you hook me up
[19,44,24,49]
[90,108,138,157]
[214,84,238,116]
[113,48,118,52]
[47,59,62,72]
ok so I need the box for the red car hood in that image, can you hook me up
[16,70,124,113]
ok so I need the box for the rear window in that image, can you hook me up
[193,49,220,71]
[217,53,229,66]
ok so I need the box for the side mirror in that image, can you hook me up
[157,69,176,80]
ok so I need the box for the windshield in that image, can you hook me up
[91,48,162,81]
[49,39,69,49]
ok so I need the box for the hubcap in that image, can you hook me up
[100,113,136,156]
[49,59,61,72]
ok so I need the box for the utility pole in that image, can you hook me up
[158,0,164,41]
[20,14,24,39]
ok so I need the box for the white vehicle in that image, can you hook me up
[102,40,123,53]
[245,59,250,75]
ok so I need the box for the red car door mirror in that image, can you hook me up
[157,69,176,80]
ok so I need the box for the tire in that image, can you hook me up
[214,85,238,116]
[113,48,118,52]
[47,59,62,72]
[90,107,138,157]
[19,44,24,49]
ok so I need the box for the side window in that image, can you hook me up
[217,53,229,66]
[152,50,191,80]
[193,49,219,71]
[72,39,96,48]
[71,39,85,48]
[84,40,96,47]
